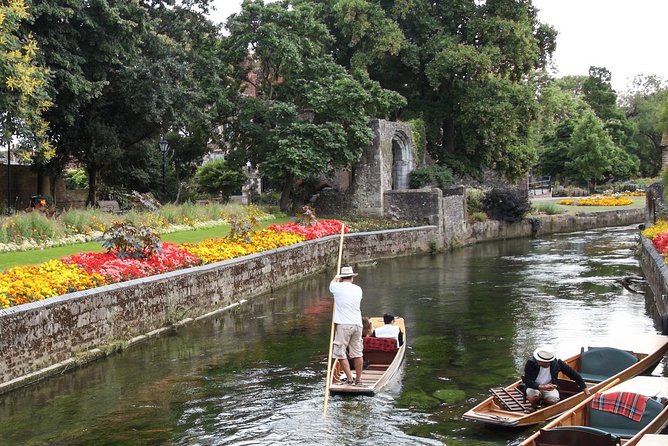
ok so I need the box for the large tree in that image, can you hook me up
[620,75,668,176]
[223,0,405,211]
[28,0,229,204]
[320,0,558,180]
[1,0,52,158]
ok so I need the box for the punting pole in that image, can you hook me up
[323,222,346,416]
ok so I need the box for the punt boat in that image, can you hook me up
[462,334,668,427]
[329,316,406,395]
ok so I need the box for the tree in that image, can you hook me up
[566,110,620,191]
[621,75,668,176]
[0,0,52,158]
[353,0,558,180]
[28,0,230,205]
[223,0,405,211]
[195,158,246,202]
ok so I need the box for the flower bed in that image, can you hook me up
[557,196,634,206]
[642,220,668,261]
[267,219,347,240]
[0,220,344,308]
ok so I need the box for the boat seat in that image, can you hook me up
[363,337,398,366]
[579,347,638,383]
[588,396,664,439]
[363,337,398,352]
[536,426,620,446]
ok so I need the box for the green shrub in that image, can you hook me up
[466,188,487,215]
[469,211,487,222]
[99,222,162,259]
[531,202,564,215]
[482,187,531,222]
[3,212,63,241]
[195,159,246,202]
[408,165,453,189]
[59,209,111,234]
[552,185,588,197]
[64,168,88,189]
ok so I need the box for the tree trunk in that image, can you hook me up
[279,173,294,212]
[86,167,98,206]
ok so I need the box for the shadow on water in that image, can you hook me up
[0,225,663,445]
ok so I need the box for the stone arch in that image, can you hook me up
[391,130,412,190]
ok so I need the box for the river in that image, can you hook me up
[0,224,663,445]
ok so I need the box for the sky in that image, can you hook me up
[208,0,667,93]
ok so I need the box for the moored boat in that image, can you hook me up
[520,375,668,446]
[462,334,668,427]
[329,316,406,395]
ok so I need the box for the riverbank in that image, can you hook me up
[0,208,645,394]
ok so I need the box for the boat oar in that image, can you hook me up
[323,222,346,416]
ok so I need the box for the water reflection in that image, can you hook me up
[0,225,661,445]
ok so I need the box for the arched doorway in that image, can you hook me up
[391,131,412,190]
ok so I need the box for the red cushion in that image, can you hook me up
[363,336,397,352]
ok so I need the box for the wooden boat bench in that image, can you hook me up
[489,387,533,412]
[579,347,638,383]
[363,337,398,365]
[536,426,620,446]
[587,396,665,439]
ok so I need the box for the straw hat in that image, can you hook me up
[533,346,555,362]
[339,266,358,277]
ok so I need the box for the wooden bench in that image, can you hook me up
[98,200,121,213]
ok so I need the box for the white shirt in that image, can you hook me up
[329,281,363,325]
[374,324,401,347]
[536,366,551,386]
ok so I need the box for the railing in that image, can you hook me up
[528,176,552,195]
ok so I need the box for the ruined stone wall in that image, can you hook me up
[0,226,438,392]
[351,119,415,215]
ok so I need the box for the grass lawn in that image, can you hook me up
[531,196,645,215]
[0,216,292,271]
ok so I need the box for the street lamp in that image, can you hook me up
[159,136,169,196]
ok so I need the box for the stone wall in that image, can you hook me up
[638,236,668,318]
[351,119,415,215]
[0,226,438,393]
[460,209,644,246]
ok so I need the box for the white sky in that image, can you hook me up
[209,0,668,93]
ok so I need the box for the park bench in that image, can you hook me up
[98,200,122,213]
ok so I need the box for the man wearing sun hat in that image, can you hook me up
[524,345,590,409]
[329,265,364,386]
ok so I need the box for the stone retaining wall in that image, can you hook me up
[0,226,438,393]
[638,236,668,318]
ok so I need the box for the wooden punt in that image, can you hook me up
[520,376,668,446]
[462,334,668,427]
[329,316,406,396]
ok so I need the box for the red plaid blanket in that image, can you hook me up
[591,391,649,422]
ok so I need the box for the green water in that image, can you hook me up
[0,225,662,445]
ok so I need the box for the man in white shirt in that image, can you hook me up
[329,266,364,385]
[373,313,404,348]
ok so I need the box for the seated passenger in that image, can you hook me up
[524,345,590,409]
[372,313,404,347]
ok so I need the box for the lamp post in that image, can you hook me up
[6,142,10,214]
[159,136,169,196]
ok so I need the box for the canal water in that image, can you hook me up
[0,225,663,445]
